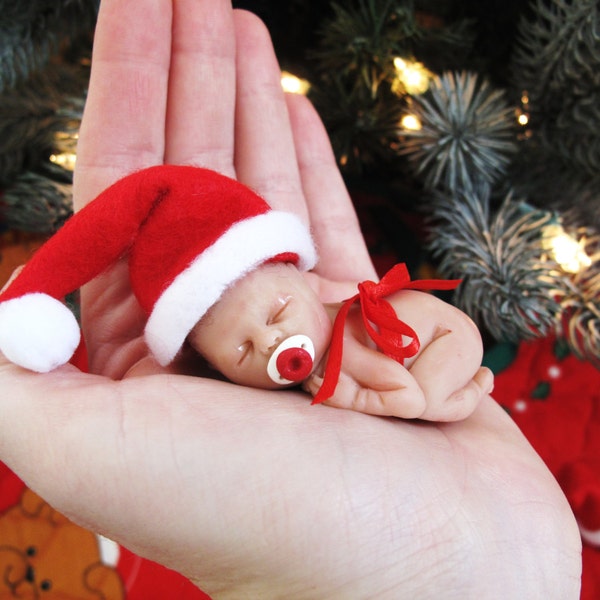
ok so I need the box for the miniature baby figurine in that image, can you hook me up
[188,261,492,421]
[0,165,491,421]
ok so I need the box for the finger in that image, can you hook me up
[73,0,172,208]
[420,367,494,422]
[308,334,426,417]
[232,10,307,219]
[286,93,377,282]
[164,0,236,176]
[71,0,174,373]
[308,370,426,418]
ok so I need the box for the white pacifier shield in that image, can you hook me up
[267,334,315,385]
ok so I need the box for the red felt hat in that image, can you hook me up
[0,165,317,372]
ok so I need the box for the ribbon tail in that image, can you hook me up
[311,295,357,405]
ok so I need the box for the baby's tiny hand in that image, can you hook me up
[419,366,494,422]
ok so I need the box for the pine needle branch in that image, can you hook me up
[557,231,600,367]
[399,71,517,193]
[0,0,99,92]
[511,0,600,175]
[428,186,562,342]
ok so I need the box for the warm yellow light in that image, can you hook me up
[543,224,592,274]
[393,57,408,71]
[518,113,529,126]
[393,57,431,95]
[280,71,310,95]
[54,131,79,141]
[401,114,422,131]
[50,152,77,171]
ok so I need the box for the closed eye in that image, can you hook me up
[268,297,291,325]
[237,341,252,366]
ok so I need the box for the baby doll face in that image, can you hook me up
[188,262,332,389]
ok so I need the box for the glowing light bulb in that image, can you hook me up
[280,71,310,95]
[49,152,77,171]
[543,224,592,274]
[393,57,431,95]
[393,57,408,72]
[401,114,422,131]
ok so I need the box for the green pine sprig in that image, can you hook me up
[309,0,475,174]
[0,0,98,93]
[0,63,88,184]
[428,186,562,343]
[399,71,517,193]
[309,73,407,173]
[511,0,600,176]
[311,0,418,77]
[558,231,600,368]
[1,163,73,233]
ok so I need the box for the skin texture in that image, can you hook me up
[0,1,582,598]
[189,262,494,420]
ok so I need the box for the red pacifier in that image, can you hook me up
[267,334,315,385]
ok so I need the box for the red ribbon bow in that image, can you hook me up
[311,263,461,404]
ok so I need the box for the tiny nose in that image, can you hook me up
[255,326,283,355]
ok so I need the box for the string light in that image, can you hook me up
[516,89,531,132]
[50,130,79,171]
[392,57,432,95]
[400,114,422,131]
[543,223,593,274]
[280,71,311,95]
[49,152,77,171]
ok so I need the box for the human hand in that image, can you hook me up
[0,1,581,599]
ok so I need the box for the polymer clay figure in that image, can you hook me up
[188,260,492,420]
[0,165,491,420]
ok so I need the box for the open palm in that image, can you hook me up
[0,1,581,598]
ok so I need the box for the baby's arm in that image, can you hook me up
[391,290,493,421]
[303,332,427,418]
[305,289,492,421]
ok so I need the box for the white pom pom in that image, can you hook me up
[0,293,80,372]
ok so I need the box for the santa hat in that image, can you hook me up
[0,165,317,372]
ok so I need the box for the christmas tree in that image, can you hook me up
[0,0,97,232]
[1,0,598,367]
[276,0,600,367]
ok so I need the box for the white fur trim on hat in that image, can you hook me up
[0,293,80,372]
[145,210,317,366]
